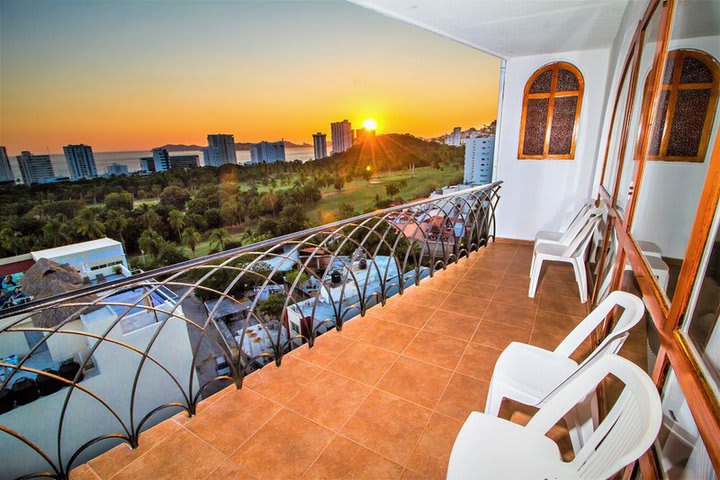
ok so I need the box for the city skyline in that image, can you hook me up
[0,0,500,154]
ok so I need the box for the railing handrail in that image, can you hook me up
[0,181,502,319]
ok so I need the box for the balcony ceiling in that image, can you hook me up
[349,0,630,59]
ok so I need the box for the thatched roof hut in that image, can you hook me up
[20,258,98,328]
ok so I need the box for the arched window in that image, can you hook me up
[647,49,719,162]
[519,62,584,159]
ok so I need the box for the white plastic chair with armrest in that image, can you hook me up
[484,290,645,453]
[448,354,662,480]
[535,203,601,247]
[529,215,601,302]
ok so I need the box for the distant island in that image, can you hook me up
[156,141,312,152]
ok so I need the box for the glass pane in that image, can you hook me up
[522,98,549,155]
[682,200,720,397]
[616,6,662,216]
[657,368,717,480]
[629,0,720,300]
[666,88,712,158]
[602,57,634,194]
[648,90,671,156]
[529,69,553,93]
[548,96,578,155]
[680,55,714,84]
[556,68,579,91]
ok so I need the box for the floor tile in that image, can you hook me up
[435,373,489,421]
[538,294,587,317]
[328,341,399,386]
[368,302,435,328]
[69,465,101,480]
[490,286,539,309]
[438,294,489,318]
[471,320,531,351]
[533,310,583,336]
[417,275,460,292]
[88,419,181,479]
[341,390,432,465]
[455,343,502,381]
[111,428,225,480]
[422,310,481,341]
[290,334,354,367]
[396,287,450,309]
[288,370,372,432]
[538,278,583,298]
[482,301,536,329]
[244,357,323,405]
[355,321,419,353]
[231,409,334,480]
[377,356,452,409]
[450,279,496,300]
[464,268,505,286]
[402,331,468,370]
[303,435,403,480]
[205,459,257,480]
[183,387,281,455]
[406,413,463,479]
[498,273,531,290]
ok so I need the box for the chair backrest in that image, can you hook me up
[561,215,601,258]
[526,355,661,480]
[558,201,593,236]
[554,290,645,360]
[558,206,602,244]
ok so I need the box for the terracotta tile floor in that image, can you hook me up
[73,243,647,480]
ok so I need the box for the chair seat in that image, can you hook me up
[535,230,564,243]
[534,242,575,258]
[493,343,579,403]
[447,412,577,480]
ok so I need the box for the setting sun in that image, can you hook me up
[362,118,378,131]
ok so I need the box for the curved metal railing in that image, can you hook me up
[0,181,501,479]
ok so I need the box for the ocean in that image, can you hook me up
[8,146,316,179]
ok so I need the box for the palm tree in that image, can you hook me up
[208,228,229,252]
[139,206,160,231]
[105,210,129,250]
[168,210,185,242]
[42,216,71,247]
[0,226,22,255]
[138,229,163,259]
[74,208,105,239]
[182,227,201,257]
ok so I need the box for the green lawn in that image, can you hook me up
[309,165,462,223]
[133,198,160,207]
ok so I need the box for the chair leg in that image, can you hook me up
[529,250,536,278]
[484,382,505,418]
[572,259,588,303]
[528,256,543,298]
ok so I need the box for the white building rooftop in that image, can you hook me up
[30,238,123,261]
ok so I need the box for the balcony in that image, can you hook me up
[65,241,646,480]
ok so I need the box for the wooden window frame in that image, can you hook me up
[518,62,584,160]
[591,0,720,477]
[646,49,720,163]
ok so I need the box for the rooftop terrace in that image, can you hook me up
[69,242,646,480]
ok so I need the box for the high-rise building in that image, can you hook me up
[0,146,14,183]
[63,144,97,180]
[330,120,353,154]
[17,151,55,185]
[312,133,327,160]
[464,136,495,185]
[106,163,129,176]
[446,127,462,147]
[249,141,286,164]
[141,149,199,172]
[206,134,237,166]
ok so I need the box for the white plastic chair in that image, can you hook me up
[448,354,662,480]
[484,291,645,453]
[529,215,601,303]
[534,202,599,247]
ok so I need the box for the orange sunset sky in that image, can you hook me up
[0,0,500,155]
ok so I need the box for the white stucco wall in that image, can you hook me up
[494,48,612,240]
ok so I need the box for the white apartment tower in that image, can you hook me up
[17,151,55,185]
[249,141,286,164]
[205,134,237,166]
[312,132,327,159]
[63,144,97,180]
[330,120,353,154]
[464,136,495,185]
[446,127,462,147]
[0,146,13,183]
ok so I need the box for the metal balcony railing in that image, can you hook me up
[0,181,501,479]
